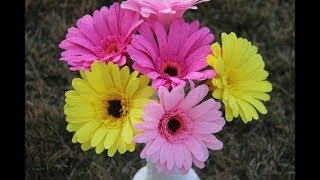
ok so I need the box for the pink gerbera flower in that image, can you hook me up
[121,0,210,29]
[134,84,225,174]
[59,3,143,70]
[127,19,215,89]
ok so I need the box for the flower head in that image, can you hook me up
[127,19,215,90]
[121,0,210,29]
[134,85,225,174]
[59,3,143,71]
[64,61,155,156]
[207,32,272,123]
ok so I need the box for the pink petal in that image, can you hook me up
[159,141,170,165]
[185,45,212,72]
[127,45,155,69]
[143,100,165,120]
[121,1,141,12]
[137,23,159,55]
[134,121,158,130]
[150,149,160,163]
[146,136,164,156]
[93,9,109,38]
[161,85,185,111]
[132,62,154,74]
[107,3,120,35]
[140,142,152,159]
[76,15,101,45]
[192,122,223,134]
[187,99,217,119]
[178,84,208,111]
[194,134,223,150]
[184,136,208,161]
[188,27,214,54]
[154,22,168,57]
[147,71,161,79]
[152,78,166,87]
[182,143,192,171]
[134,130,158,143]
[173,144,184,168]
[192,156,205,169]
[131,35,158,60]
[166,144,175,171]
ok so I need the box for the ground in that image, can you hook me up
[25,0,295,179]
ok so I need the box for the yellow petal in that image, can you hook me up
[64,106,96,117]
[228,95,239,117]
[104,128,120,149]
[72,134,78,143]
[116,135,127,154]
[133,86,155,99]
[127,142,135,152]
[66,122,86,132]
[72,78,101,101]
[66,116,93,123]
[65,90,78,97]
[91,126,109,147]
[246,91,270,101]
[237,81,272,92]
[75,121,100,143]
[225,105,234,122]
[120,66,130,90]
[65,94,88,106]
[129,109,144,118]
[107,144,117,157]
[212,89,223,99]
[126,78,140,98]
[121,120,133,144]
[138,75,150,90]
[95,137,106,154]
[236,98,254,122]
[111,64,123,91]
[240,95,267,114]
[85,63,108,94]
[129,117,142,127]
[211,42,221,58]
[128,70,139,83]
[80,70,87,81]
[212,58,224,75]
[131,98,150,109]
[81,141,93,151]
[206,54,215,67]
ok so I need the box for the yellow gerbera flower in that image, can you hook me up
[207,32,272,123]
[64,61,155,157]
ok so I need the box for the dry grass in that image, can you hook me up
[25,0,295,179]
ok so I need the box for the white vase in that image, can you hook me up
[132,160,200,180]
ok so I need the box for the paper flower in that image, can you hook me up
[134,84,225,174]
[64,61,155,156]
[59,3,143,71]
[121,0,209,29]
[207,32,272,123]
[127,19,215,90]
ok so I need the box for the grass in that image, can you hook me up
[25,0,295,179]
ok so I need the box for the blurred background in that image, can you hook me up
[25,0,295,179]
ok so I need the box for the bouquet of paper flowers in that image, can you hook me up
[59,0,272,177]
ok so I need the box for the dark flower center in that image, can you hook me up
[105,43,118,54]
[164,66,178,77]
[168,118,180,133]
[107,100,122,118]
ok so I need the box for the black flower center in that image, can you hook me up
[164,66,178,77]
[168,118,180,133]
[107,100,122,118]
